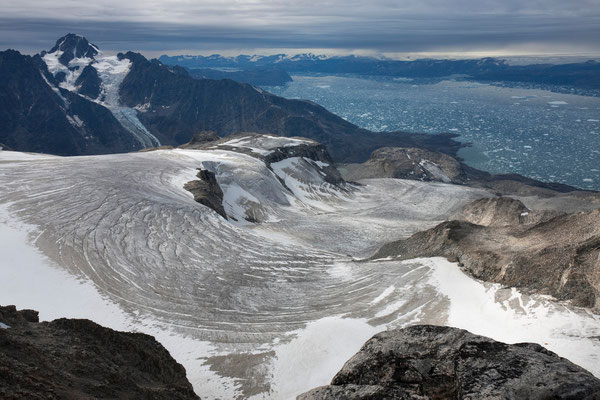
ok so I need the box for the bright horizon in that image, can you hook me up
[2,0,600,59]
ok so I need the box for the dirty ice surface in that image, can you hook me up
[0,142,598,399]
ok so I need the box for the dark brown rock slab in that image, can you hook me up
[0,305,199,400]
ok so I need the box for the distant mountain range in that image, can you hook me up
[159,53,600,90]
[0,34,462,160]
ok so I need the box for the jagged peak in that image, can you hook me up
[47,33,100,66]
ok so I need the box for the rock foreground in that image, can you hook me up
[299,325,600,400]
[0,305,199,400]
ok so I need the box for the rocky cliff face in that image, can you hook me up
[373,198,600,309]
[299,325,600,400]
[0,305,199,399]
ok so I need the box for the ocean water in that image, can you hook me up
[265,75,600,191]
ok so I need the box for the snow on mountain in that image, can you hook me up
[40,35,160,148]
[42,50,94,91]
[92,56,160,147]
[1,137,599,399]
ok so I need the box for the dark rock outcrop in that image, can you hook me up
[372,204,600,309]
[299,325,600,400]
[184,169,227,218]
[182,133,346,219]
[0,305,199,399]
[262,138,345,186]
[75,64,102,99]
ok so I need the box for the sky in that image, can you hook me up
[1,0,600,58]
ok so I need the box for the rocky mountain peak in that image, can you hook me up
[47,33,99,65]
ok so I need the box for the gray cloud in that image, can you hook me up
[1,0,599,57]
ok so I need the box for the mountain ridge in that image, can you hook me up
[0,34,464,162]
[159,53,600,90]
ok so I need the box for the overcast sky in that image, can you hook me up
[1,0,599,58]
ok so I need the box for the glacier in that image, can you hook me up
[1,139,599,399]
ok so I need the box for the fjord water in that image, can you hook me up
[266,75,600,190]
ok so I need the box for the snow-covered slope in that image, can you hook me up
[0,140,599,399]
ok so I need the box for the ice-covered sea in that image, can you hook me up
[266,75,600,191]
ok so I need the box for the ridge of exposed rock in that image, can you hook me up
[188,133,346,186]
[455,196,531,226]
[372,204,600,309]
[179,131,222,148]
[340,146,589,196]
[298,325,600,400]
[340,147,463,183]
[0,305,199,399]
[261,138,345,186]
[182,133,346,220]
[74,64,102,99]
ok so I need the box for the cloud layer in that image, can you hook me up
[1,0,599,57]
